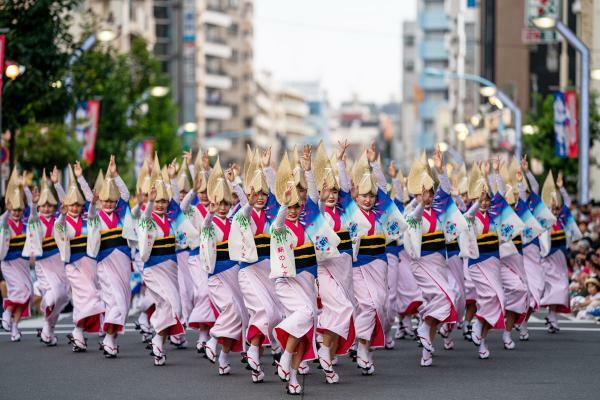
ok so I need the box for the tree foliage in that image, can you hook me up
[524,93,600,194]
[15,121,78,171]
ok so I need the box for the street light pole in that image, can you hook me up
[554,21,590,205]
[423,68,523,159]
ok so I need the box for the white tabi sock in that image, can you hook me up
[289,368,299,386]
[357,341,370,366]
[198,329,210,344]
[138,311,149,327]
[42,320,52,337]
[103,333,116,347]
[72,326,84,342]
[502,330,512,342]
[403,315,413,331]
[247,344,260,364]
[11,321,19,336]
[280,350,293,371]
[521,321,528,331]
[151,334,164,352]
[218,350,230,367]
[547,310,557,323]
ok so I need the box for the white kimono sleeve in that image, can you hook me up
[137,203,157,263]
[23,205,44,258]
[53,214,70,263]
[199,213,217,273]
[269,206,296,278]
[86,203,101,258]
[229,204,258,263]
[0,212,10,261]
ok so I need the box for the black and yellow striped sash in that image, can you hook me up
[422,231,445,253]
[336,230,352,252]
[551,230,566,249]
[294,242,317,269]
[476,232,499,254]
[70,235,88,254]
[8,234,26,252]
[150,236,176,257]
[100,228,128,251]
[254,233,270,257]
[358,234,386,256]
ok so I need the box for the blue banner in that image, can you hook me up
[553,92,568,158]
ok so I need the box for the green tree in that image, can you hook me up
[524,93,600,194]
[15,121,78,172]
[0,0,81,168]
[70,35,179,184]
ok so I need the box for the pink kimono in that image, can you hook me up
[1,217,33,319]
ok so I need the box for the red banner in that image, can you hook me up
[0,35,5,98]
[564,90,578,158]
[75,100,100,164]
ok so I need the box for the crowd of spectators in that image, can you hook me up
[568,201,600,320]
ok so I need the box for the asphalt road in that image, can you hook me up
[0,316,598,400]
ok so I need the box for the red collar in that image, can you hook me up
[476,211,490,234]
[360,209,375,235]
[99,210,119,229]
[40,215,55,238]
[325,206,341,231]
[552,220,562,231]
[213,216,231,241]
[423,208,437,233]
[152,213,170,237]
[66,215,83,237]
[197,203,208,218]
[285,220,305,247]
[251,209,266,235]
[7,219,23,236]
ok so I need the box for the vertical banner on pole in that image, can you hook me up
[553,92,567,158]
[564,90,579,158]
[0,35,5,96]
[134,139,155,177]
[75,100,100,164]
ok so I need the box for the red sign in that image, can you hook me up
[0,35,5,98]
[564,90,579,158]
[75,100,101,164]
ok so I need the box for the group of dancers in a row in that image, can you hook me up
[0,142,580,395]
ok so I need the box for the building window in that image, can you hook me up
[244,117,253,128]
[228,0,240,8]
[154,43,169,56]
[231,105,238,117]
[228,23,238,36]
[403,35,415,46]
[155,25,169,38]
[154,6,168,19]
[231,78,239,89]
[404,60,415,72]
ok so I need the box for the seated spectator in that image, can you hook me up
[571,277,600,320]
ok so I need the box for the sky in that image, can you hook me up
[254,0,417,106]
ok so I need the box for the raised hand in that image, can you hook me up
[320,182,331,202]
[92,189,99,204]
[492,156,500,173]
[366,143,376,163]
[388,161,397,177]
[225,166,235,183]
[135,189,144,205]
[32,186,40,204]
[556,171,564,188]
[208,202,218,214]
[302,145,312,171]
[283,182,293,205]
[337,140,349,161]
[433,144,443,174]
[51,166,59,184]
[260,147,272,168]
[516,169,523,182]
[167,159,177,179]
[521,155,529,172]
[248,188,257,206]
[149,186,157,202]
[74,161,83,178]
[201,151,210,171]
[482,160,491,176]
[108,155,117,177]
[182,150,192,165]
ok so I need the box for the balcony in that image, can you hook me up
[204,42,232,58]
[204,73,232,89]
[203,10,232,27]
[285,121,316,136]
[418,9,450,31]
[418,100,444,120]
[420,40,448,61]
[255,93,272,113]
[205,104,232,120]
[419,73,448,91]
[282,101,309,118]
